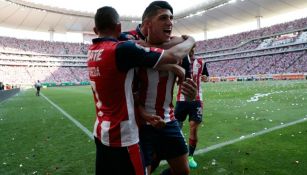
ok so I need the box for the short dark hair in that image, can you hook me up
[95,6,119,32]
[142,1,173,21]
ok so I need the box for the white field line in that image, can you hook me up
[194,117,307,155]
[41,93,93,140]
[161,116,307,165]
[41,91,307,162]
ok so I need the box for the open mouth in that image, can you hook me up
[163,29,172,36]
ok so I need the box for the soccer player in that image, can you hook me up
[136,1,197,175]
[34,80,41,96]
[87,6,195,175]
[175,45,209,168]
[119,15,195,128]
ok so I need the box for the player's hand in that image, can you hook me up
[181,35,189,40]
[135,40,149,47]
[201,75,209,82]
[181,78,197,101]
[147,115,166,129]
[138,105,166,129]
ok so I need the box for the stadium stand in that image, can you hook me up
[195,17,307,81]
[0,36,89,55]
[1,17,307,85]
[195,17,307,53]
[0,38,89,86]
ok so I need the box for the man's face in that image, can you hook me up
[147,9,173,44]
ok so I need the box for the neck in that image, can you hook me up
[147,36,164,46]
[97,30,118,39]
[98,34,117,39]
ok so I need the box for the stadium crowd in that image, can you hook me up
[1,17,306,86]
[195,17,307,53]
[0,65,88,85]
[206,51,307,77]
[0,36,89,55]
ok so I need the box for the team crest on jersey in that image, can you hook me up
[193,62,201,74]
[135,43,150,52]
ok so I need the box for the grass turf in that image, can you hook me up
[0,80,306,175]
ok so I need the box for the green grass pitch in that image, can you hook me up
[0,80,306,175]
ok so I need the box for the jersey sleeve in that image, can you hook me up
[115,41,164,72]
[202,62,209,76]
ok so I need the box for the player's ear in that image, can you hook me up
[143,19,151,28]
[115,23,121,34]
[141,21,149,36]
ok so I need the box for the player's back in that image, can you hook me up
[88,38,138,147]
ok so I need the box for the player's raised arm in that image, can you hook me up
[159,36,185,49]
[155,36,195,68]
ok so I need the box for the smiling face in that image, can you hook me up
[145,9,173,45]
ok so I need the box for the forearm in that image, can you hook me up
[159,36,185,49]
[170,37,195,60]
[155,64,178,71]
[155,37,195,67]
[155,64,185,84]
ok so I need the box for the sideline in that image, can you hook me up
[0,88,21,104]
[41,93,93,140]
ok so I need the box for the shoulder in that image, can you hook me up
[117,41,150,53]
[119,31,138,41]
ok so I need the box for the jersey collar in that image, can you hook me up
[136,24,146,41]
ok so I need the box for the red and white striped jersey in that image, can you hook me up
[177,56,208,101]
[138,68,176,123]
[88,37,164,147]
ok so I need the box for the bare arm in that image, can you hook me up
[159,36,185,49]
[134,35,194,68]
[155,36,195,68]
[156,64,186,84]
[135,36,187,50]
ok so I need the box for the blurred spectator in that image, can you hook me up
[0,82,4,90]
[0,36,89,55]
